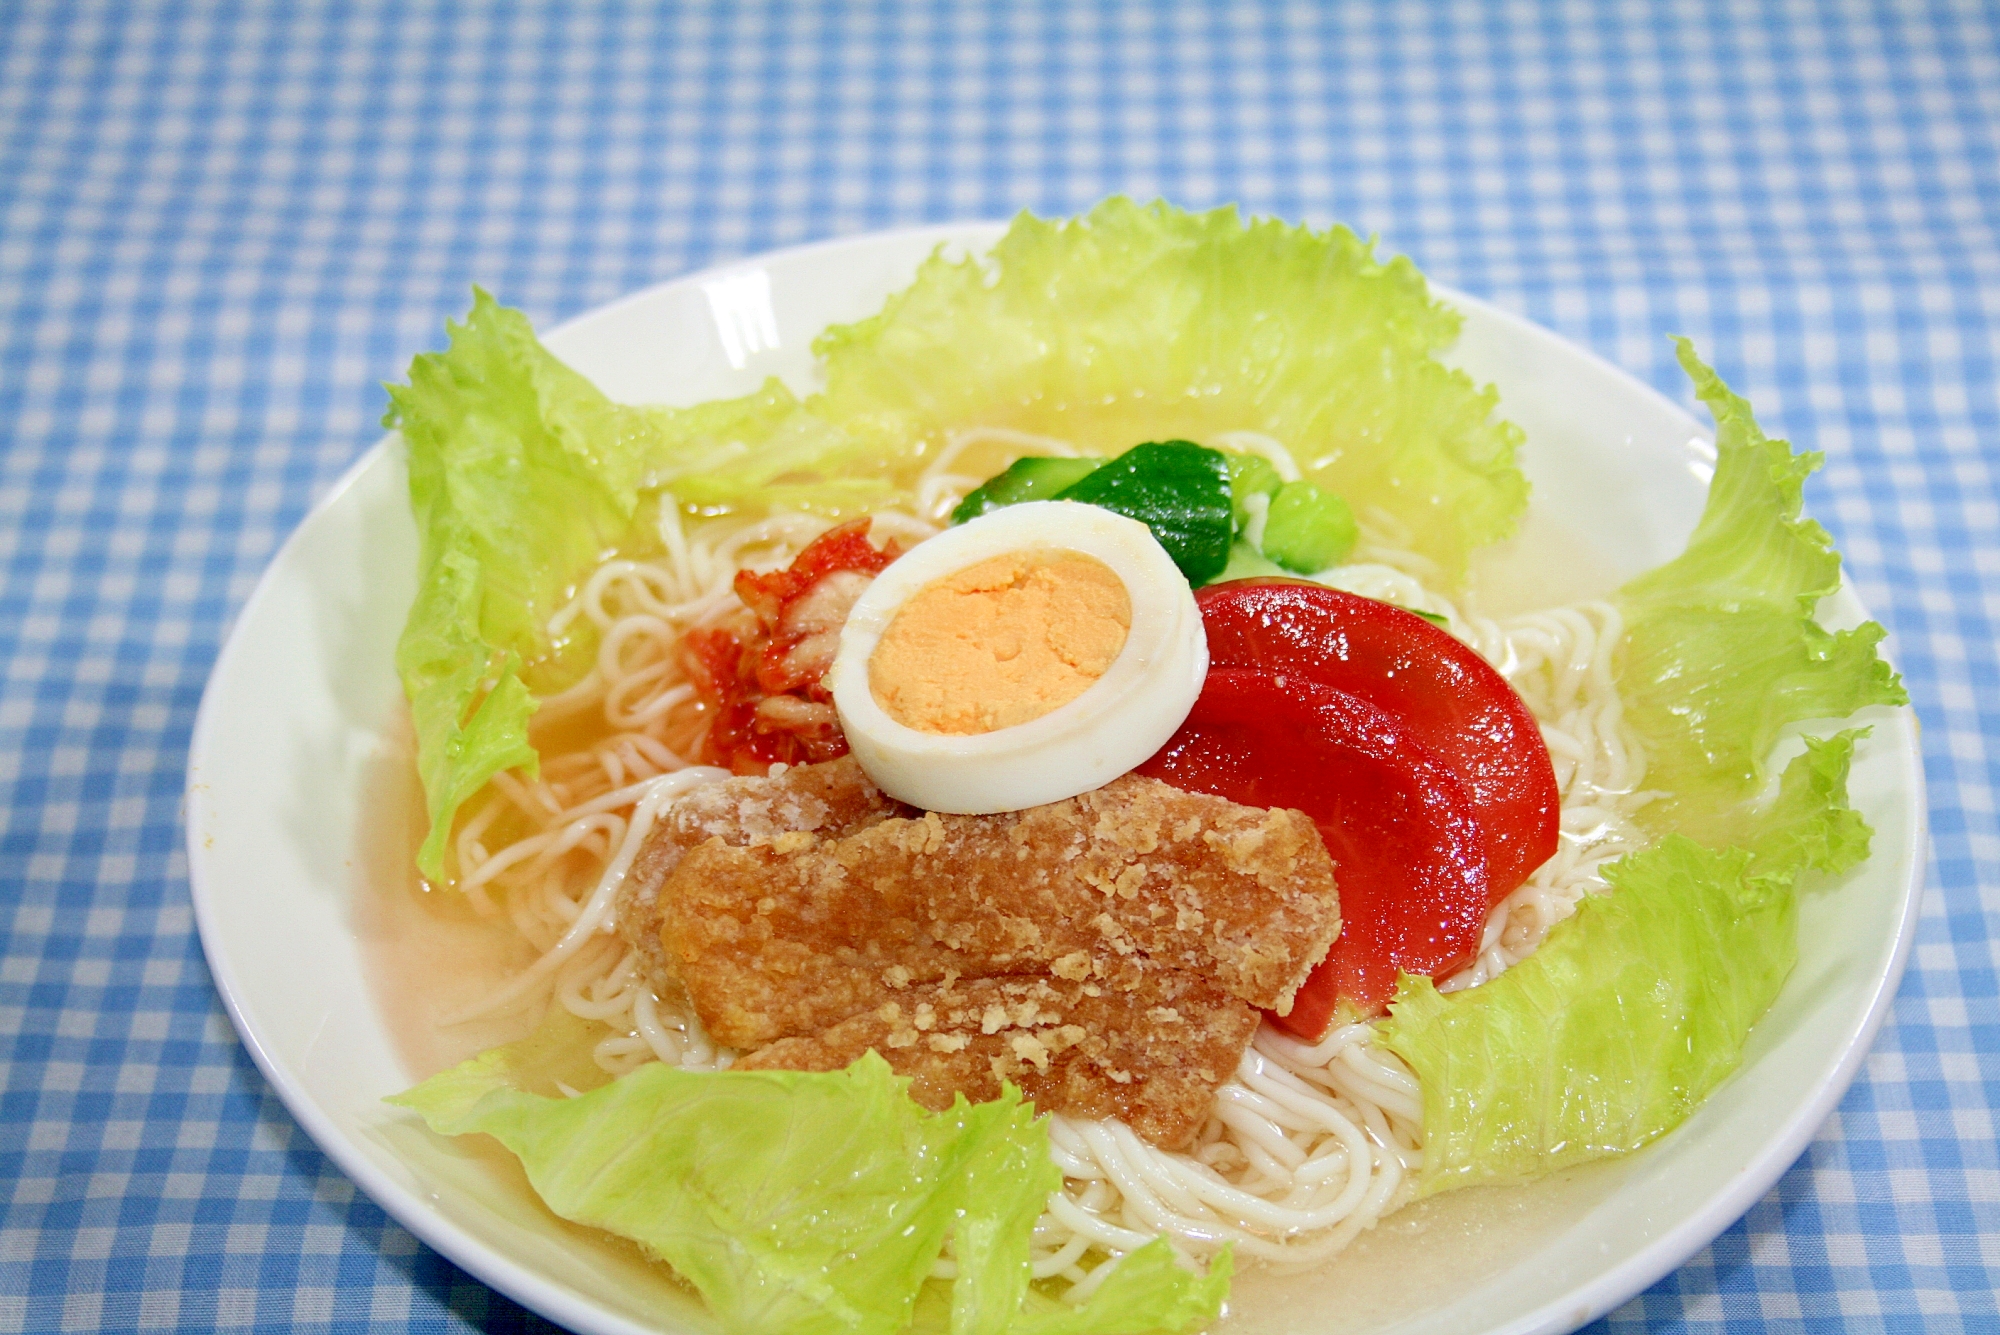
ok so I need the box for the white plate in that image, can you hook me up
[185,224,1926,1335]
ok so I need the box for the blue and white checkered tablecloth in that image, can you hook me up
[2,2,1994,1330]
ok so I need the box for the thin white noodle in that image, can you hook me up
[441,766,730,1024]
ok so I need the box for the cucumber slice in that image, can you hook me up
[1054,441,1234,586]
[950,455,1106,523]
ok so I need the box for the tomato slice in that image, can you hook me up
[1137,668,1491,1035]
[1194,579,1560,903]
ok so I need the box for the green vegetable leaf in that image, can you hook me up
[1378,731,1869,1193]
[389,290,674,878]
[389,295,889,879]
[1009,1242,1233,1335]
[1259,480,1359,573]
[951,456,1107,524]
[932,1091,1063,1335]
[392,1047,1039,1335]
[639,379,910,519]
[814,197,1528,575]
[1615,339,1906,840]
[396,552,541,885]
[1053,441,1233,584]
[1753,730,1877,878]
[390,1038,1227,1335]
[393,1009,616,1126]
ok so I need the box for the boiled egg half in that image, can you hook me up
[828,501,1207,812]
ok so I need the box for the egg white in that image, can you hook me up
[828,501,1207,813]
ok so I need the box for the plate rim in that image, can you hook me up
[184,222,1929,1335]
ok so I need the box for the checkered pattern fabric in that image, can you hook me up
[3,2,1994,1330]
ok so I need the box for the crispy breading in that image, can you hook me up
[656,770,1339,1048]
[624,760,1339,1148]
[614,756,911,980]
[734,972,1259,1149]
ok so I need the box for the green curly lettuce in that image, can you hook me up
[1616,339,1907,840]
[390,291,664,878]
[389,294,868,879]
[390,1021,1226,1335]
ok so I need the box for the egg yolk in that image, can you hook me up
[869,548,1133,735]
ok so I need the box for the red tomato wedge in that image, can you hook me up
[1137,668,1491,1036]
[1195,579,1561,903]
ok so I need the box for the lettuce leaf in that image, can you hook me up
[1379,731,1870,1192]
[1615,338,1906,839]
[390,1032,1226,1335]
[395,549,542,884]
[814,197,1528,575]
[392,291,666,685]
[389,296,870,879]
[1010,1243,1232,1335]
[389,291,671,877]
[634,378,911,519]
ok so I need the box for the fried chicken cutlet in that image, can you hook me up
[735,972,1260,1148]
[621,759,1340,1149]
[656,772,1338,1045]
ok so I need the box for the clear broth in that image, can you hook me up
[352,717,543,1076]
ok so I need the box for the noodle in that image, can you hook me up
[420,435,1650,1291]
